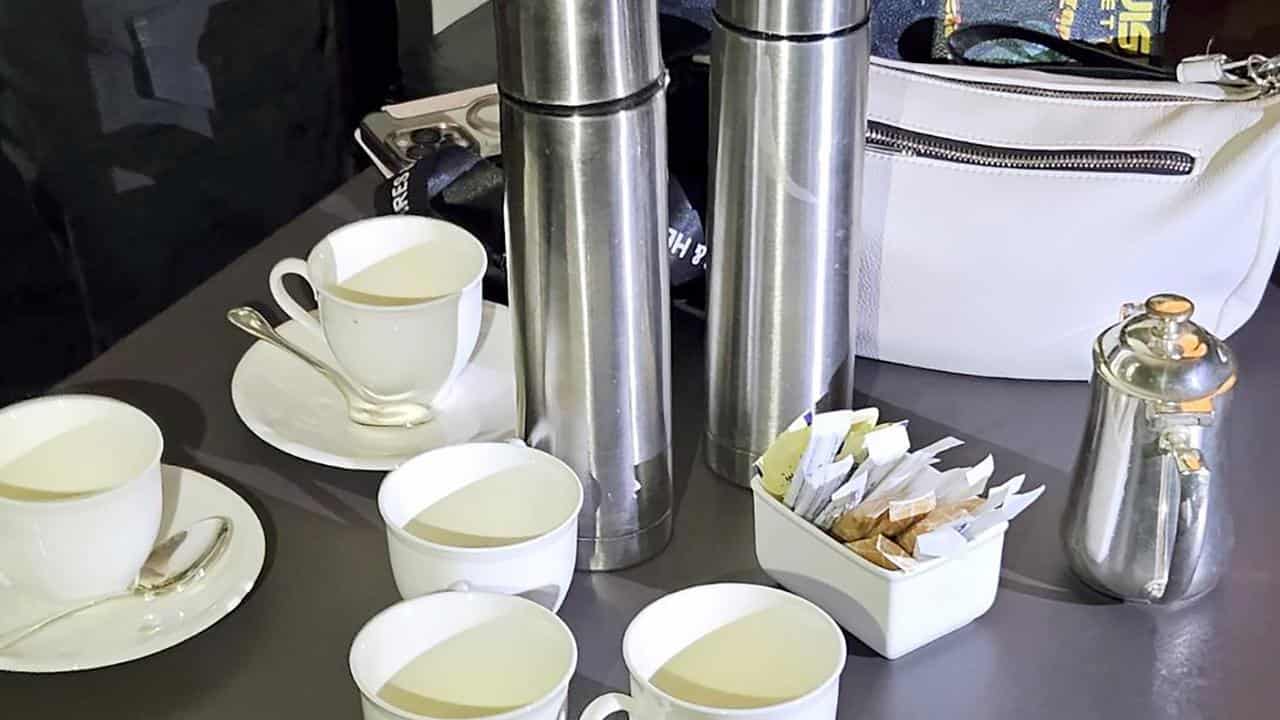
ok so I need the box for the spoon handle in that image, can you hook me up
[0,592,128,651]
[226,306,374,402]
[226,306,434,428]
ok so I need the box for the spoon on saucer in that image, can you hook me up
[0,516,234,651]
[227,306,433,428]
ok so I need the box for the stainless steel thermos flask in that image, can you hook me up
[705,0,871,483]
[493,0,674,571]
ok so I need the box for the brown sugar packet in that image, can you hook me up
[847,535,917,571]
[894,497,985,555]
[831,492,937,543]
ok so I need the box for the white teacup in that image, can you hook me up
[0,395,163,602]
[269,215,488,408]
[378,442,582,612]
[350,592,577,720]
[581,584,846,720]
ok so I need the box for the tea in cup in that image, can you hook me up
[349,592,577,720]
[580,584,846,719]
[269,216,488,415]
[378,442,582,611]
[0,395,163,602]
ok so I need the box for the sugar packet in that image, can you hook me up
[795,455,855,521]
[813,462,872,530]
[756,424,812,499]
[863,435,963,503]
[962,480,1045,540]
[847,534,917,571]
[785,412,857,509]
[831,491,937,543]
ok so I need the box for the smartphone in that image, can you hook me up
[356,84,501,177]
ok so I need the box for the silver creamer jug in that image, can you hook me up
[1064,294,1237,605]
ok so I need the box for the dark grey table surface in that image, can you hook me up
[5,8,1278,719]
[3,168,1276,719]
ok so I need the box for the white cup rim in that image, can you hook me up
[308,216,488,314]
[377,442,584,556]
[0,394,164,508]
[348,591,578,720]
[621,583,848,716]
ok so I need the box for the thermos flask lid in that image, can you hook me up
[715,0,870,36]
[493,0,664,106]
[1096,294,1237,403]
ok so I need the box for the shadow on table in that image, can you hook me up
[668,310,709,525]
[62,378,208,468]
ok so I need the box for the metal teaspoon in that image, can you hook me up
[0,516,234,651]
[226,306,433,428]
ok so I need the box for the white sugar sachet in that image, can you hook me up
[980,474,1026,514]
[914,526,970,558]
[814,502,845,531]
[814,462,873,530]
[932,455,994,505]
[830,461,873,507]
[899,464,956,501]
[963,483,1045,540]
[796,455,855,520]
[904,455,991,507]
[864,436,963,504]
[864,422,910,465]
[833,408,883,464]
[998,484,1044,522]
[784,413,854,508]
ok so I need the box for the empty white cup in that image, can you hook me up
[378,442,582,611]
[581,584,847,720]
[349,592,577,720]
[0,395,163,602]
[269,215,488,409]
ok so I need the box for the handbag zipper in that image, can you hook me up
[867,121,1195,176]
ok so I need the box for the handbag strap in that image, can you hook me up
[947,24,1177,82]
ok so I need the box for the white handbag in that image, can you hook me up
[858,53,1280,380]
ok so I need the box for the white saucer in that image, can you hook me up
[0,465,266,673]
[231,301,518,471]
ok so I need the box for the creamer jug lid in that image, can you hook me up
[1096,294,1237,403]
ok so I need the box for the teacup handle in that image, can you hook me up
[580,693,633,719]
[269,258,324,340]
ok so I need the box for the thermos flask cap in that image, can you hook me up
[715,0,870,36]
[494,0,664,106]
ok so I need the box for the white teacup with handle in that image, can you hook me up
[349,591,577,720]
[269,215,488,418]
[581,584,846,720]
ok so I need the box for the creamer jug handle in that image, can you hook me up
[1156,431,1212,602]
